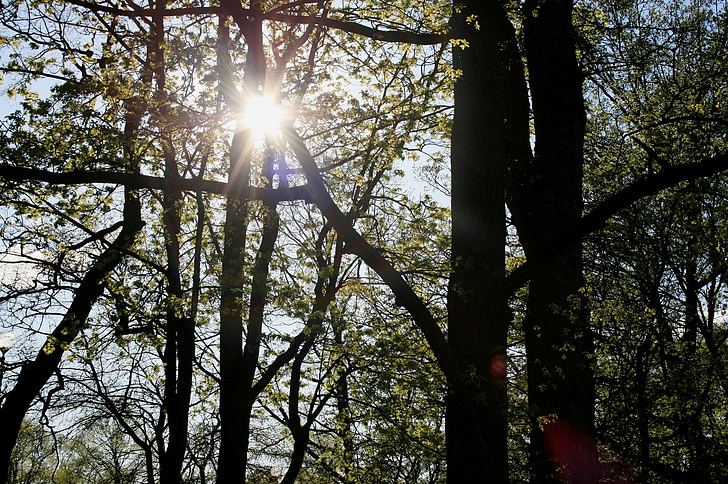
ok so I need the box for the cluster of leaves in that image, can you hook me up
[1,0,728,482]
[1,0,453,483]
[582,0,728,480]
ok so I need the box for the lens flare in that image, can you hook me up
[240,95,284,136]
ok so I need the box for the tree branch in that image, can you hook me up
[264,13,447,44]
[0,164,313,203]
[62,0,446,44]
[283,123,460,384]
[505,153,728,294]
[64,0,220,18]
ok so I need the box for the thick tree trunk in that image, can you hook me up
[217,128,253,483]
[448,0,594,481]
[516,1,596,482]
[446,1,531,482]
[216,3,265,480]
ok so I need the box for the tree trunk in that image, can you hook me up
[217,126,253,483]
[239,197,281,480]
[151,6,195,480]
[448,0,595,481]
[216,3,265,480]
[446,1,531,482]
[333,318,356,484]
[516,0,596,481]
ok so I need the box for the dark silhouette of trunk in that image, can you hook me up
[216,92,253,484]
[517,0,595,481]
[150,5,195,481]
[333,317,355,484]
[216,1,265,481]
[635,334,651,482]
[446,0,531,482]
[681,255,709,481]
[238,194,281,481]
[447,0,594,481]
[280,336,315,484]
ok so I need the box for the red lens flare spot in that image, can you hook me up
[490,354,506,379]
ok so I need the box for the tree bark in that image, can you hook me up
[217,131,253,484]
[446,1,531,482]
[515,0,596,481]
[216,3,263,480]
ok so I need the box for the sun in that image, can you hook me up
[240,95,285,137]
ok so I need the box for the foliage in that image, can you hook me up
[0,0,727,482]
[582,0,728,480]
[9,419,145,484]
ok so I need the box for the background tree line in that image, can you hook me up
[0,0,726,482]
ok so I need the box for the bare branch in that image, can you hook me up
[0,164,313,203]
[505,153,728,294]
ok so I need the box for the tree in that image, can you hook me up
[583,1,728,480]
[446,0,728,481]
[443,0,594,480]
[3,0,728,483]
[588,186,728,482]
[2,1,453,482]
[8,418,145,484]
[0,71,145,484]
[7,420,58,484]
